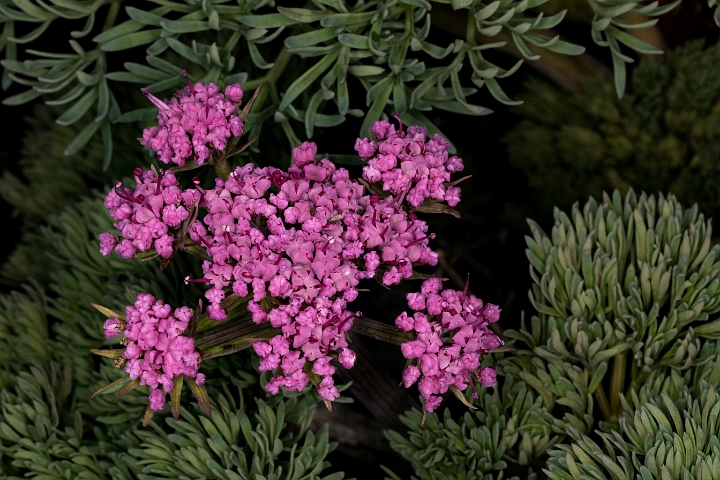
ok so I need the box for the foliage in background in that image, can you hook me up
[546,381,720,479]
[0,0,701,168]
[505,40,720,222]
[385,190,720,478]
[0,99,146,285]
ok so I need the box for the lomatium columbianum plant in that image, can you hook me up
[91,74,504,426]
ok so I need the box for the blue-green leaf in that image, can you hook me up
[101,29,163,52]
[280,50,339,111]
[56,88,98,126]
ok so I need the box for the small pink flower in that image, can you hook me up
[482,304,501,323]
[354,138,377,159]
[317,376,340,401]
[421,278,443,295]
[103,318,125,339]
[478,367,497,388]
[207,304,226,321]
[224,84,243,103]
[400,340,426,359]
[154,235,174,258]
[148,389,166,411]
[292,141,317,167]
[99,233,118,256]
[402,365,421,388]
[424,395,443,412]
[253,341,272,357]
[338,348,356,368]
[395,312,414,332]
[115,239,136,259]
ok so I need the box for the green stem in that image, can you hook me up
[195,312,265,350]
[212,155,232,180]
[351,316,414,345]
[609,352,626,416]
[103,1,121,32]
[625,371,649,404]
[595,383,614,421]
[195,293,252,335]
[201,329,279,359]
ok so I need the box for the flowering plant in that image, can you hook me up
[90,74,503,426]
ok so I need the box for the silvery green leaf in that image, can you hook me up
[280,50,339,111]
[360,76,393,136]
[607,26,663,55]
[64,118,103,155]
[285,28,337,49]
[2,88,42,105]
[321,12,375,27]
[93,19,143,43]
[56,88,97,126]
[347,65,385,77]
[338,33,369,49]
[276,7,326,23]
[101,29,162,52]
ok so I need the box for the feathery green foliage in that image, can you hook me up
[384,354,552,479]
[2,0,698,165]
[506,41,720,221]
[545,381,720,480]
[387,190,720,478]
[510,190,720,422]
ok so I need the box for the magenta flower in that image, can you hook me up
[99,233,118,256]
[101,294,204,412]
[148,388,166,411]
[103,318,125,339]
[140,72,244,166]
[397,278,502,411]
[100,169,200,259]
[357,118,465,209]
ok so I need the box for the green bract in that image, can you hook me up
[545,381,720,480]
[1,0,701,166]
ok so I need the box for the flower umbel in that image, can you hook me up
[140,72,244,167]
[397,278,502,412]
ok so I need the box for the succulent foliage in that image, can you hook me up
[387,190,720,478]
[545,381,720,480]
[511,190,720,422]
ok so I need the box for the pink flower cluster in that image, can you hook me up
[105,293,204,412]
[355,119,464,208]
[140,72,244,166]
[252,296,357,401]
[397,278,502,412]
[188,142,439,399]
[100,168,201,259]
[194,141,440,319]
[100,79,471,406]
